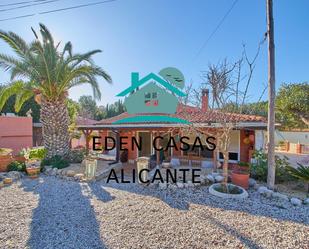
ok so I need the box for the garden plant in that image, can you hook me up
[0,24,112,158]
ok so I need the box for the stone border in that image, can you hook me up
[209,183,248,199]
[257,186,309,206]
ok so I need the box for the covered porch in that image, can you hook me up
[77,124,258,170]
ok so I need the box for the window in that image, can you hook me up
[219,152,239,161]
[145,100,151,106]
[201,146,214,159]
[144,92,151,99]
[217,130,240,162]
[183,145,213,158]
[144,92,159,106]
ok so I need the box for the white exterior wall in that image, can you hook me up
[275,130,309,145]
[255,130,267,150]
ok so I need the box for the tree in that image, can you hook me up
[77,95,125,120]
[202,61,239,185]
[103,99,125,118]
[181,42,263,189]
[0,85,41,122]
[78,95,97,119]
[77,95,126,120]
[0,24,112,157]
[276,83,309,128]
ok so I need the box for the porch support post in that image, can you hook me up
[113,129,120,163]
[156,131,160,167]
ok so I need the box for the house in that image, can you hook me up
[33,116,99,149]
[0,115,33,154]
[118,72,186,114]
[71,117,99,149]
[275,129,309,154]
[77,70,268,167]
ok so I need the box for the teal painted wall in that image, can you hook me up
[124,82,178,114]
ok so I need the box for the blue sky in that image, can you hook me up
[0,0,308,106]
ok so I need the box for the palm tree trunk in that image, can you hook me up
[40,98,70,158]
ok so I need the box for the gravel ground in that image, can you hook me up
[0,176,309,249]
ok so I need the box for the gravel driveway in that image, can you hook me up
[0,176,308,249]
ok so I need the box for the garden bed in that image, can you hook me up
[209,183,248,199]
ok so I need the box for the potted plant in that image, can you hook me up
[0,148,13,172]
[231,161,250,189]
[23,148,41,178]
[14,149,26,163]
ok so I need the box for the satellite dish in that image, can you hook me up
[159,67,185,89]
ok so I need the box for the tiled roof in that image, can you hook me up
[76,116,98,125]
[95,104,266,125]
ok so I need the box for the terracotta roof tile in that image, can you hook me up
[95,104,266,125]
[76,116,98,125]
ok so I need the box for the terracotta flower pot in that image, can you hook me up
[26,167,41,178]
[231,172,249,189]
[0,155,14,172]
[3,178,13,184]
[26,161,41,178]
[14,155,26,163]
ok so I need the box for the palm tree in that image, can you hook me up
[0,23,112,157]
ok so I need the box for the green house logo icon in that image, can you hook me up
[114,67,190,124]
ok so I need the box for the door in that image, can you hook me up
[138,132,152,157]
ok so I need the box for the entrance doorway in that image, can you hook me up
[138,132,151,157]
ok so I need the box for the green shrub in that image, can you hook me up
[250,150,296,183]
[7,161,26,172]
[286,163,309,192]
[238,161,250,167]
[214,184,243,194]
[41,155,70,169]
[68,149,85,163]
[29,147,47,160]
[0,148,12,156]
[19,147,47,160]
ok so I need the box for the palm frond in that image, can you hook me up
[0,24,112,103]
[14,90,34,112]
[69,75,101,100]
[7,32,29,54]
[69,50,102,67]
[62,42,72,57]
[286,164,309,182]
[0,81,25,111]
[31,27,39,39]
[0,30,28,58]
[39,23,54,46]
[0,53,20,71]
[93,66,112,83]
